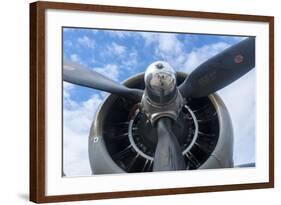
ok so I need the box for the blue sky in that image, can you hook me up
[63,28,255,176]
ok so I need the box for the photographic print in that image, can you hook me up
[62,28,256,177]
[30,2,273,202]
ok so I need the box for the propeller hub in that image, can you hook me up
[144,61,177,104]
[141,61,185,124]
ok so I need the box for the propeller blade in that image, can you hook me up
[179,37,255,98]
[63,60,143,100]
[153,117,186,171]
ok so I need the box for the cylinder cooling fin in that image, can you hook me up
[101,73,220,173]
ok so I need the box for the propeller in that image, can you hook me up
[63,61,143,100]
[153,117,186,171]
[179,37,255,98]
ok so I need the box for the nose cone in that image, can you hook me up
[144,61,177,104]
[145,61,176,81]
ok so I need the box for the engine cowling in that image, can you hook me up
[88,72,233,174]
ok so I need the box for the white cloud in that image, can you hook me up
[219,36,247,42]
[157,34,183,54]
[106,30,133,38]
[64,94,102,135]
[92,30,99,34]
[139,33,232,72]
[183,42,230,73]
[63,84,104,176]
[63,126,90,176]
[77,36,95,49]
[139,32,159,46]
[100,42,128,61]
[64,40,73,47]
[139,32,186,69]
[103,40,139,71]
[63,82,78,110]
[156,34,186,68]
[109,42,126,56]
[70,54,80,62]
[218,69,256,165]
[63,28,75,32]
[94,64,120,81]
[139,32,183,54]
[121,48,138,70]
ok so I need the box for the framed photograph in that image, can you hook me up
[30,1,274,203]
